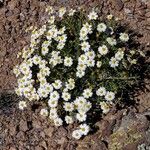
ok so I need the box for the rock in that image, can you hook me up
[136,0,143,8]
[16,131,25,140]
[0,48,6,58]
[57,137,67,144]
[32,120,41,129]
[0,0,150,150]
[147,18,150,23]
[141,0,149,4]
[9,147,16,150]
[35,146,43,150]
[91,142,107,150]
[138,9,146,16]
[44,127,54,137]
[146,25,150,30]
[145,12,150,18]
[40,131,45,138]
[137,143,150,150]
[9,125,16,136]
[124,8,133,17]
[39,141,47,149]
[57,127,68,137]
[122,0,130,2]
[111,0,124,11]
[19,120,28,132]
[77,140,107,150]
[137,92,150,112]
[108,111,150,150]
[8,1,17,10]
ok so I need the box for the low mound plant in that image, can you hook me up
[13,6,146,139]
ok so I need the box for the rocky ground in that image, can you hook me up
[0,0,150,150]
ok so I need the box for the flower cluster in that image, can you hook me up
[14,6,143,139]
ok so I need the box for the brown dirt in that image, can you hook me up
[0,0,150,150]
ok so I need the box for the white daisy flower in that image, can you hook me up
[50,27,58,38]
[83,22,92,33]
[76,70,85,78]
[105,91,115,101]
[77,63,86,71]
[20,65,30,75]
[54,117,63,126]
[53,80,62,90]
[49,108,58,119]
[119,33,129,42]
[115,51,124,61]
[96,61,102,68]
[74,96,87,108]
[63,102,74,112]
[76,113,87,122]
[65,116,74,124]
[50,91,60,100]
[106,37,117,46]
[79,124,90,135]
[78,54,88,64]
[65,82,75,90]
[86,59,95,67]
[45,83,53,93]
[130,50,136,55]
[58,34,67,43]
[96,87,106,96]
[59,7,66,18]
[39,60,47,68]
[42,89,50,97]
[48,99,58,108]
[97,23,107,32]
[58,26,66,34]
[130,59,137,64]
[62,92,71,101]
[48,16,55,24]
[107,14,113,20]
[23,87,31,97]
[68,78,75,84]
[38,88,49,98]
[80,27,88,40]
[13,66,21,77]
[19,101,27,110]
[46,30,54,40]
[68,9,76,16]
[26,59,33,67]
[57,42,65,50]
[32,55,41,65]
[100,102,110,114]
[40,108,49,117]
[72,130,82,140]
[85,50,95,60]
[77,101,92,114]
[81,41,90,52]
[40,67,51,76]
[139,51,145,57]
[109,57,119,68]
[79,35,88,41]
[88,11,98,20]
[83,88,93,99]
[98,45,109,55]
[45,6,54,14]
[64,57,73,67]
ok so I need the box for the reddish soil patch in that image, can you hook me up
[0,0,150,149]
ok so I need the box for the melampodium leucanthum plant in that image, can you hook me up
[13,6,145,139]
